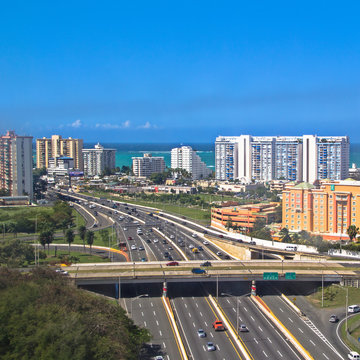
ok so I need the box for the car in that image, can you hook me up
[168,246,173,250]
[130,245,137,250]
[189,244,194,249]
[224,255,230,260]
[141,257,147,262]
[123,227,128,231]
[203,230,208,234]
[164,252,169,258]
[329,315,339,323]
[198,246,203,251]
[55,268,68,275]
[348,305,360,313]
[166,261,179,266]
[192,233,197,238]
[178,242,185,247]
[169,235,175,239]
[201,261,212,267]
[219,234,224,238]
[203,241,209,245]
[138,246,144,251]
[154,239,159,243]
[154,356,164,360]
[197,329,206,338]
[212,320,225,331]
[216,251,222,256]
[191,268,206,274]
[168,255,173,261]
[148,228,152,232]
[128,236,133,240]
[146,239,151,243]
[249,240,256,245]
[162,240,168,244]
[206,342,216,351]
[348,352,360,360]
[182,222,186,225]
[239,324,248,332]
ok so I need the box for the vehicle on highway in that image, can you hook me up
[192,233,197,238]
[216,251,222,256]
[169,235,175,239]
[249,240,256,245]
[212,320,225,331]
[141,257,147,262]
[348,352,360,360]
[94,211,98,216]
[138,246,144,251]
[168,255,173,260]
[348,305,360,313]
[197,329,206,338]
[191,268,206,274]
[128,236,133,240]
[198,246,203,251]
[137,229,143,235]
[189,244,194,249]
[203,240,209,245]
[285,245,298,251]
[162,239,167,244]
[130,245,137,250]
[239,324,248,332]
[206,342,216,351]
[168,246,173,250]
[153,239,159,243]
[219,234,224,238]
[178,242,185,247]
[224,255,231,260]
[166,261,179,266]
[192,247,199,253]
[203,230,208,234]
[123,227,128,231]
[164,251,169,258]
[146,239,151,243]
[201,261,212,267]
[55,268,68,275]
[329,315,339,323]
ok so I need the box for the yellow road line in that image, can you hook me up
[204,296,244,360]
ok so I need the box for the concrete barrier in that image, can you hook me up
[281,293,303,316]
[161,296,188,360]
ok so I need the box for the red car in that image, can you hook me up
[166,261,179,266]
[219,235,224,238]
[128,236,133,240]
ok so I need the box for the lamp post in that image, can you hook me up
[130,294,149,315]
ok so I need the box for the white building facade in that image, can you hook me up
[171,146,211,180]
[82,143,116,177]
[215,135,349,183]
[132,153,165,177]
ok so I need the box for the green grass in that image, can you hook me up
[39,249,111,264]
[307,285,360,309]
[341,313,360,352]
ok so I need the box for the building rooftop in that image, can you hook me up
[293,182,315,190]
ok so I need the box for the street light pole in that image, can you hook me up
[322,271,324,308]
[346,286,349,332]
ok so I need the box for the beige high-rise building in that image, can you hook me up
[36,135,83,170]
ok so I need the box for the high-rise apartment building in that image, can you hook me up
[0,131,33,199]
[132,153,165,177]
[215,135,348,183]
[282,180,360,240]
[82,143,116,177]
[171,146,211,180]
[36,135,83,170]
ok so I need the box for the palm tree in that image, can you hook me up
[45,229,54,254]
[39,231,48,250]
[65,229,75,254]
[78,225,87,250]
[347,225,359,242]
[86,231,95,254]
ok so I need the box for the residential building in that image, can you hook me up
[211,203,278,232]
[0,130,33,199]
[282,179,360,240]
[36,135,83,170]
[83,143,116,177]
[171,146,211,180]
[47,157,75,177]
[132,153,165,177]
[215,135,349,183]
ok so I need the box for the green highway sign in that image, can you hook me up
[285,272,296,280]
[263,272,279,280]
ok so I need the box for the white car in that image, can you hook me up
[153,239,159,243]
[192,233,197,238]
[131,245,137,250]
[203,241,209,245]
[189,244,194,249]
[348,352,360,360]
[348,305,360,313]
[170,235,175,239]
[216,251,222,256]
[123,227,128,231]
[206,342,216,351]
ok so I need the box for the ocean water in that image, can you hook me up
[34,142,360,170]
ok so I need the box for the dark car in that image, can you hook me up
[128,236,133,240]
[201,261,212,267]
[203,230,208,234]
[191,268,206,274]
[224,255,231,260]
[219,234,224,238]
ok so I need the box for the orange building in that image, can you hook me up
[211,203,278,232]
[282,179,360,240]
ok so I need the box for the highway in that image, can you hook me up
[258,282,347,360]
[217,282,303,359]
[170,282,243,360]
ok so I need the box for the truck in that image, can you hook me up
[212,320,225,331]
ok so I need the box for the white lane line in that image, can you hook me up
[193,322,195,327]
[217,345,221,350]
[251,316,255,321]
[195,303,199,308]
[210,332,214,338]
[200,312,203,317]
[254,338,258,344]
[267,337,272,343]
[310,340,316,346]
[204,321,208,327]
[202,345,206,352]
[159,330,162,336]
[323,353,329,360]
[232,308,236,313]
[258,326,263,332]
[156,320,159,326]
[279,307,284,312]
[139,303,142,308]
[153,311,156,316]
[244,307,248,312]
[288,317,293,323]
[151,302,153,307]
[141,312,144,316]
[263,350,268,357]
[188,312,192,318]
[144,321,147,327]
[163,342,166,348]
[298,328,304,333]
[277,350,283,357]
[227,299,230,304]
[184,303,187,308]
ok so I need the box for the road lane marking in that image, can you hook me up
[279,307,284,312]
[288,317,293,323]
[205,321,208,326]
[163,342,166,348]
[323,353,329,359]
[254,338,258,344]
[156,320,159,326]
[277,350,283,357]
[217,345,221,350]
[298,328,304,333]
[244,307,248,312]
[263,350,268,357]
[193,322,195,327]
[233,308,236,312]
[200,312,203,317]
[250,316,255,321]
[159,330,162,336]
[310,340,315,346]
[184,303,187,308]
[188,312,191,318]
[153,311,157,316]
[258,326,263,332]
[267,337,272,343]
[144,321,147,327]
[210,332,214,338]
[141,312,144,316]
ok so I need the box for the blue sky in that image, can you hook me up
[0,1,359,142]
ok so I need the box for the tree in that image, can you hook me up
[65,229,74,254]
[86,231,95,254]
[99,229,109,245]
[78,225,87,249]
[39,231,48,250]
[347,225,359,242]
[226,218,233,231]
[39,230,54,254]
[279,227,289,238]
